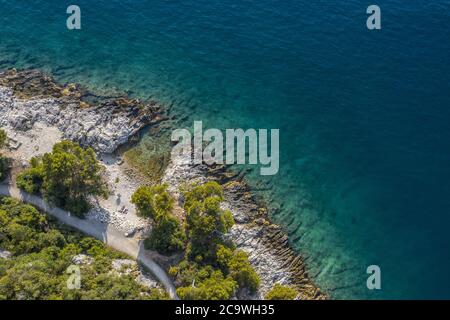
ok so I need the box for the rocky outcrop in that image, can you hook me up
[70,255,161,289]
[111,259,160,289]
[0,69,163,154]
[221,179,325,299]
[0,249,12,260]
[72,253,94,265]
[162,152,327,300]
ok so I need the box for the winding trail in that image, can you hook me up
[0,183,178,300]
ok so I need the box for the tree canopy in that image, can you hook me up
[144,214,185,254]
[0,197,168,300]
[131,184,185,254]
[16,141,107,217]
[217,245,260,293]
[169,181,260,299]
[183,182,234,261]
[265,283,298,300]
[176,269,237,300]
[131,184,173,220]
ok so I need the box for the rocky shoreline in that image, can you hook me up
[163,151,326,299]
[0,69,326,299]
[0,69,163,154]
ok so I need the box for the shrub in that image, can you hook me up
[0,129,9,181]
[144,215,185,254]
[42,141,107,216]
[227,250,260,293]
[16,167,44,194]
[131,184,173,220]
[176,270,237,300]
[171,182,261,298]
[183,182,234,261]
[217,245,260,294]
[183,181,224,211]
[265,283,298,300]
[132,184,185,255]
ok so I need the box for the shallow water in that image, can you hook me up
[1,0,450,298]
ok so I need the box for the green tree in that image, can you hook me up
[132,184,185,255]
[183,182,234,261]
[217,245,260,293]
[170,182,261,298]
[131,184,173,220]
[265,283,298,300]
[183,181,224,211]
[16,167,44,194]
[25,141,108,217]
[144,215,185,254]
[16,157,44,194]
[176,270,237,300]
[227,250,260,293]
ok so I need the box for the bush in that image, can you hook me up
[227,250,260,293]
[42,141,107,217]
[132,184,185,255]
[183,182,234,262]
[144,215,185,254]
[0,129,9,181]
[176,270,237,300]
[131,184,173,220]
[16,167,44,194]
[217,245,260,294]
[170,182,260,299]
[265,283,298,300]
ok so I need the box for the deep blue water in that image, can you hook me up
[1,0,450,299]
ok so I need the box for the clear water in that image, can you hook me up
[1,0,450,299]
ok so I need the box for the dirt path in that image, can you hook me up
[0,183,178,300]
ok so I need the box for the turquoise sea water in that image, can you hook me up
[1,0,450,299]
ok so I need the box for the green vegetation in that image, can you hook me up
[16,166,44,194]
[0,129,9,181]
[131,184,174,220]
[168,181,260,300]
[0,196,168,300]
[132,184,185,254]
[217,245,260,293]
[176,268,237,300]
[183,181,234,262]
[265,283,298,300]
[0,129,6,149]
[145,214,185,254]
[16,141,107,217]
